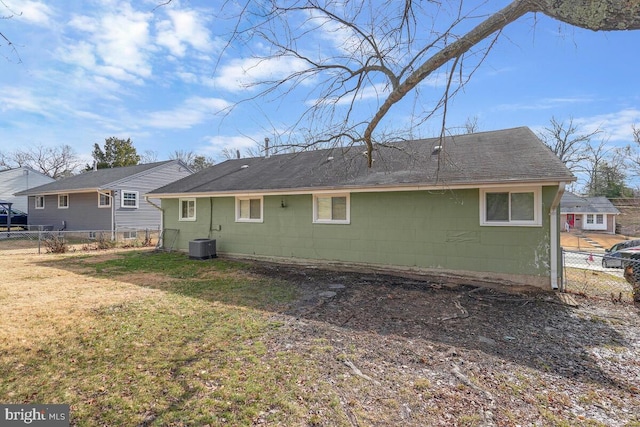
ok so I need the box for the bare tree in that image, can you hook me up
[538,116,601,173]
[197,0,640,166]
[581,139,631,197]
[621,124,640,179]
[140,150,159,164]
[169,150,215,172]
[4,145,81,178]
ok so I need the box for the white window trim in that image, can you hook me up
[58,194,69,209]
[121,190,139,209]
[235,196,263,223]
[98,192,111,208]
[179,198,197,221]
[596,214,604,224]
[35,195,45,209]
[313,193,351,224]
[123,231,137,240]
[479,187,542,227]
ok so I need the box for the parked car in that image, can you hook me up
[0,207,28,229]
[602,239,640,268]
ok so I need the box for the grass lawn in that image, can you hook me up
[0,250,345,426]
[2,249,639,426]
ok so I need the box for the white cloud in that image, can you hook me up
[0,87,49,115]
[213,56,310,92]
[143,97,231,129]
[495,96,594,112]
[156,9,213,57]
[203,134,262,155]
[62,3,153,80]
[3,0,53,26]
[574,108,640,142]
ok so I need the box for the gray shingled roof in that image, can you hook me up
[15,161,176,196]
[149,127,575,196]
[560,192,620,214]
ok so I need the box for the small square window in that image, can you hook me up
[236,197,263,222]
[596,214,604,224]
[313,194,350,224]
[58,194,69,209]
[123,231,137,240]
[35,196,45,209]
[98,193,111,208]
[179,198,196,221]
[121,191,138,208]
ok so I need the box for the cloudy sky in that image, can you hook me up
[1,0,639,167]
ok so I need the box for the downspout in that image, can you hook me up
[98,190,114,240]
[145,196,164,246]
[549,182,566,291]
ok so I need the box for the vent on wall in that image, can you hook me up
[189,238,217,260]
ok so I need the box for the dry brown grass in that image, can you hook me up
[0,249,163,350]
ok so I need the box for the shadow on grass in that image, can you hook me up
[39,249,638,394]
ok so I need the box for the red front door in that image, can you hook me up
[567,214,575,228]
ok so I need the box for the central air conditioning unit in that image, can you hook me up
[189,238,217,260]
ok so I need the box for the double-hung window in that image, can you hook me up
[35,195,45,209]
[58,194,69,209]
[480,188,541,226]
[313,194,350,224]
[179,198,196,221]
[98,192,111,208]
[236,196,263,222]
[121,191,138,208]
[596,214,604,224]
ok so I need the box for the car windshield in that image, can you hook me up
[0,208,27,215]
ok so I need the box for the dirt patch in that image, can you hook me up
[247,261,640,426]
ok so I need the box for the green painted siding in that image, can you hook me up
[162,186,558,282]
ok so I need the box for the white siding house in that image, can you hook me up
[0,167,55,212]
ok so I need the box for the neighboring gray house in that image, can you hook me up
[0,167,55,212]
[15,160,193,235]
[148,127,575,290]
[560,192,620,233]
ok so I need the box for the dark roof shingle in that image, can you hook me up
[150,127,574,195]
[15,161,175,195]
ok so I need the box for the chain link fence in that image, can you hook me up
[0,228,159,254]
[562,249,637,302]
[3,228,637,302]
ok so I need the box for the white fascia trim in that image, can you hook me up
[148,180,570,199]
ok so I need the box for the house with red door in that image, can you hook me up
[560,192,619,234]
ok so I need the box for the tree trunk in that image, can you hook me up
[538,0,640,31]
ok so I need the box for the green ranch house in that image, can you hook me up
[147,127,575,290]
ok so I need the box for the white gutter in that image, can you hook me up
[549,182,566,290]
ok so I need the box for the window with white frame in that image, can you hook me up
[596,214,604,224]
[123,231,137,240]
[586,214,594,224]
[58,194,69,209]
[179,198,196,221]
[121,191,138,208]
[35,195,45,209]
[236,196,263,222]
[98,192,111,208]
[313,194,350,224]
[480,188,541,226]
